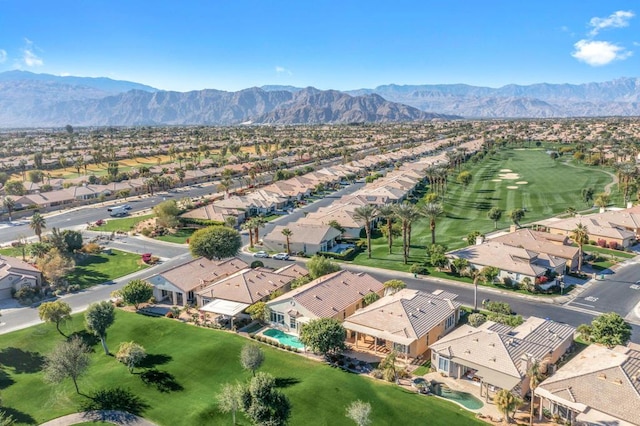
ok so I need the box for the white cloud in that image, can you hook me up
[0,49,6,63]
[589,10,635,36]
[275,66,292,76]
[22,38,43,67]
[572,39,632,66]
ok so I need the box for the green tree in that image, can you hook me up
[393,203,420,264]
[570,222,589,272]
[85,301,115,355]
[153,199,181,228]
[3,180,25,196]
[346,400,372,426]
[307,255,341,279]
[481,266,500,283]
[281,228,293,254]
[376,205,396,254]
[43,336,90,394]
[107,161,119,179]
[527,360,544,426]
[37,247,75,289]
[493,389,521,425]
[327,219,345,234]
[466,231,484,246]
[353,205,378,259]
[240,344,264,377]
[420,203,443,245]
[456,170,472,187]
[428,244,448,270]
[451,257,469,276]
[216,382,244,425]
[488,207,503,229]
[594,192,610,209]
[2,197,16,222]
[241,372,291,426]
[115,341,146,373]
[38,301,72,337]
[589,312,632,347]
[246,302,269,323]
[29,212,46,241]
[189,226,242,260]
[299,318,346,356]
[471,268,486,312]
[363,292,380,306]
[509,208,525,228]
[581,187,594,205]
[119,279,154,310]
[383,279,406,296]
[62,229,83,253]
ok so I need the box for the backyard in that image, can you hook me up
[0,312,484,426]
[351,148,614,273]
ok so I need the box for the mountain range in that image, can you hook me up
[1,71,640,127]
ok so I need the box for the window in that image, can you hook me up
[270,311,285,325]
[438,356,450,372]
[290,317,297,329]
[393,342,407,353]
[445,313,456,330]
[425,334,430,346]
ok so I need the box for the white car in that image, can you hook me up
[253,251,270,258]
[273,253,290,260]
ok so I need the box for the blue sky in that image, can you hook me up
[0,1,638,91]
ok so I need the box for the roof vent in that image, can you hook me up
[598,373,607,380]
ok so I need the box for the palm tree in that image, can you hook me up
[377,205,395,255]
[471,268,486,312]
[353,205,378,259]
[253,216,266,244]
[281,228,293,254]
[3,197,16,222]
[570,222,589,272]
[30,212,46,242]
[393,203,420,264]
[527,360,544,426]
[241,221,255,249]
[421,203,443,245]
[493,389,521,425]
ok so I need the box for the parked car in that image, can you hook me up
[123,204,132,210]
[273,253,290,260]
[253,251,270,258]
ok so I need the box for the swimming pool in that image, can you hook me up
[263,328,305,349]
[329,243,355,254]
[431,382,484,410]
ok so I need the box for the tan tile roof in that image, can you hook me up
[267,270,384,318]
[536,343,640,424]
[153,257,248,293]
[180,204,243,222]
[491,229,579,261]
[196,267,295,304]
[263,223,342,245]
[273,264,309,279]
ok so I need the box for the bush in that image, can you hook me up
[409,263,429,275]
[597,239,607,248]
[485,301,512,315]
[468,313,487,327]
[502,277,513,287]
[14,286,40,303]
[250,260,265,268]
[588,240,596,245]
[371,369,384,379]
[165,312,174,318]
[82,242,102,254]
[179,217,224,227]
[141,227,152,237]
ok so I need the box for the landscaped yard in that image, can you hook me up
[0,245,27,258]
[90,214,154,233]
[350,149,614,273]
[154,228,196,244]
[66,249,148,289]
[0,312,484,426]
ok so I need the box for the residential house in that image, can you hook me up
[298,203,368,239]
[430,317,575,400]
[0,256,43,300]
[147,257,248,306]
[180,204,246,226]
[266,270,384,335]
[262,223,342,255]
[344,289,461,361]
[535,342,640,425]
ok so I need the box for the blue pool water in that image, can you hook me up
[432,382,484,410]
[329,243,355,254]
[263,328,305,349]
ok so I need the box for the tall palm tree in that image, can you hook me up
[3,197,16,222]
[570,222,589,272]
[281,228,293,254]
[471,268,486,312]
[30,212,46,242]
[493,389,521,425]
[527,359,544,426]
[393,203,420,264]
[253,216,267,244]
[421,203,443,245]
[353,205,378,259]
[377,205,395,254]
[241,221,255,248]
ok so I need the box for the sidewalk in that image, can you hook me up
[40,410,157,426]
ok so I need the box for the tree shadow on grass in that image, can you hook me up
[274,377,300,388]
[138,353,172,369]
[0,368,16,389]
[1,406,36,424]
[140,369,183,393]
[0,347,45,373]
[68,330,100,350]
[80,387,149,416]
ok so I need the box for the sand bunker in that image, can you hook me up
[491,179,502,182]
[507,186,518,189]
[500,169,512,172]
[516,181,528,185]
[498,173,520,180]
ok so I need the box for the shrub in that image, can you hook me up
[165,312,174,318]
[597,239,607,248]
[485,301,512,315]
[502,277,513,287]
[250,260,265,268]
[588,240,596,245]
[409,263,429,275]
[371,369,384,379]
[14,286,39,303]
[468,313,487,327]
[141,227,152,237]
[82,242,102,254]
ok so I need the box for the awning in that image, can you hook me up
[343,321,415,346]
[450,357,521,391]
[199,299,250,316]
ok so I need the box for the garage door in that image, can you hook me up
[0,287,13,300]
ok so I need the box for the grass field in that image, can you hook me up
[351,149,614,272]
[90,214,154,232]
[66,249,148,288]
[154,228,196,244]
[0,312,483,426]
[0,246,27,258]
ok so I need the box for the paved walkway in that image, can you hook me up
[39,410,157,426]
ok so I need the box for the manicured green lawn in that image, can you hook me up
[66,249,148,288]
[154,228,195,244]
[0,312,484,426]
[351,149,614,272]
[90,214,154,232]
[583,245,635,259]
[0,246,26,258]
